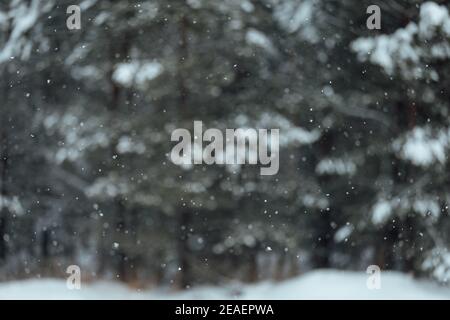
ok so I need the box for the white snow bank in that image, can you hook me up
[1,270,449,300]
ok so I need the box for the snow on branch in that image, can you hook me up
[393,126,450,167]
[0,195,25,216]
[0,0,54,64]
[351,2,450,79]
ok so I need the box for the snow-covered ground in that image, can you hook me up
[0,270,449,300]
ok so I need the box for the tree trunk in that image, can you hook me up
[177,209,192,289]
[175,13,192,290]
[247,251,259,283]
[311,131,335,269]
[402,214,416,275]
[177,14,189,115]
[312,210,332,269]
[115,199,128,282]
[0,135,9,262]
[274,254,286,280]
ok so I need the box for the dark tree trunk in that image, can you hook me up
[115,198,129,282]
[402,214,416,275]
[96,32,132,281]
[177,14,189,115]
[311,132,335,269]
[274,254,286,280]
[312,209,333,269]
[0,136,9,262]
[177,209,192,289]
[375,228,396,270]
[0,66,9,262]
[41,228,50,259]
[247,251,259,283]
[175,13,193,290]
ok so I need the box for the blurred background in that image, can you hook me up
[0,0,449,292]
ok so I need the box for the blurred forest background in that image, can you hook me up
[0,0,450,289]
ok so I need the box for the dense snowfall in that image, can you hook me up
[0,0,450,298]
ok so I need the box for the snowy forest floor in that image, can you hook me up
[0,270,449,300]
